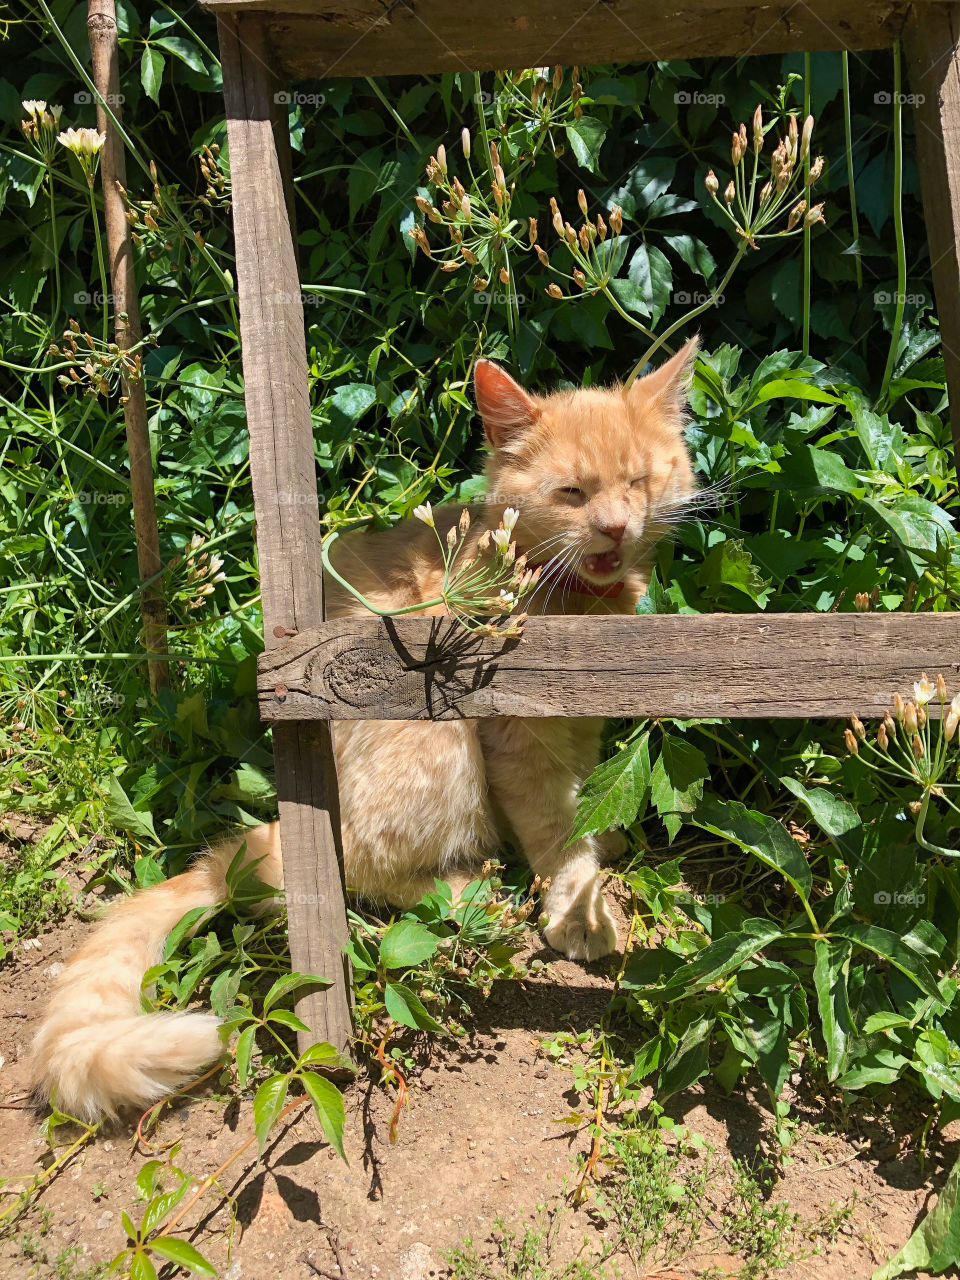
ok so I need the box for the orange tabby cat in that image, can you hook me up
[30,340,697,1120]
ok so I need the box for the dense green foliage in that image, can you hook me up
[2,0,960,1207]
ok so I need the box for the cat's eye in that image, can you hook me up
[630,476,648,488]
[558,486,586,504]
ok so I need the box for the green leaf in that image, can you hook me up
[570,731,651,841]
[780,778,862,860]
[637,918,783,997]
[658,1016,714,1098]
[662,232,716,282]
[130,1252,159,1280]
[768,444,862,495]
[862,495,954,573]
[235,1025,256,1088]
[153,35,207,72]
[106,775,158,843]
[252,1073,289,1153]
[850,404,903,471]
[325,383,377,441]
[565,116,607,173]
[263,971,330,1016]
[298,1041,353,1071]
[694,796,812,904]
[300,1070,347,1160]
[814,938,853,1081]
[872,1150,960,1278]
[267,1008,311,1034]
[752,379,841,406]
[650,733,710,840]
[140,1182,189,1236]
[627,243,673,327]
[378,920,439,969]
[383,981,445,1032]
[148,1238,217,1277]
[695,538,770,607]
[830,922,942,1001]
[140,47,165,103]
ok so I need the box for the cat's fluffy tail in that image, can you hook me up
[29,823,282,1122]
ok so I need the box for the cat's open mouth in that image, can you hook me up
[582,549,623,580]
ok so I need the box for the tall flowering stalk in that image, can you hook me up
[321,507,540,636]
[20,100,64,325]
[57,125,109,342]
[845,672,960,858]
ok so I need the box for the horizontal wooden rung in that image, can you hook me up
[256,613,960,720]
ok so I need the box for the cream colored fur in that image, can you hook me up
[30,343,697,1120]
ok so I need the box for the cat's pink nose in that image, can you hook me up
[597,522,627,544]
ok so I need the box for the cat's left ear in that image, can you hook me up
[475,360,540,449]
[627,336,699,418]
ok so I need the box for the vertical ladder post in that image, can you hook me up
[217,12,352,1056]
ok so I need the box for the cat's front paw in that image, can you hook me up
[543,881,618,961]
[596,828,628,864]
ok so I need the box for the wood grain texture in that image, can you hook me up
[219,13,352,1056]
[200,0,913,76]
[88,0,169,691]
[905,3,960,461]
[258,614,960,720]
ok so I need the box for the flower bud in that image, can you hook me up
[904,702,919,734]
[805,203,824,227]
[945,709,959,743]
[446,525,459,548]
[573,268,587,288]
[893,693,905,722]
[461,126,471,159]
[877,723,889,751]
[499,266,510,284]
[578,224,591,253]
[731,131,743,166]
[535,245,550,267]
[577,188,588,217]
[528,216,538,246]
[807,156,824,185]
[609,205,623,234]
[459,508,471,535]
[596,214,607,241]
[787,199,806,231]
[461,194,471,222]
[436,143,447,174]
[851,715,866,740]
[913,733,924,761]
[937,673,948,702]
[799,114,814,162]
[844,729,859,756]
[752,104,763,152]
[724,181,736,205]
[705,169,719,196]
[546,282,563,299]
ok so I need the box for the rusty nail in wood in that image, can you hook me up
[273,625,298,639]
[274,684,288,702]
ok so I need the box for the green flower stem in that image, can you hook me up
[915,789,960,858]
[625,241,749,385]
[879,41,907,407]
[841,51,863,293]
[320,528,447,618]
[802,57,812,358]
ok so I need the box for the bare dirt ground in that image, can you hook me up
[0,856,954,1280]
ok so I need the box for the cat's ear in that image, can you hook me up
[475,360,540,449]
[628,336,699,418]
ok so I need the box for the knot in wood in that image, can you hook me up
[317,644,406,709]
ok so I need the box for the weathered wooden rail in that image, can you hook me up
[205,0,960,1053]
[259,615,960,721]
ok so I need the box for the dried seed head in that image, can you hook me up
[596,214,607,241]
[807,156,824,185]
[573,268,587,288]
[499,266,510,284]
[446,525,459,548]
[535,245,550,267]
[578,224,591,253]
[805,202,824,227]
[787,198,807,231]
[461,245,478,265]
[490,140,500,168]
[553,64,563,91]
[705,169,719,197]
[546,282,563,299]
